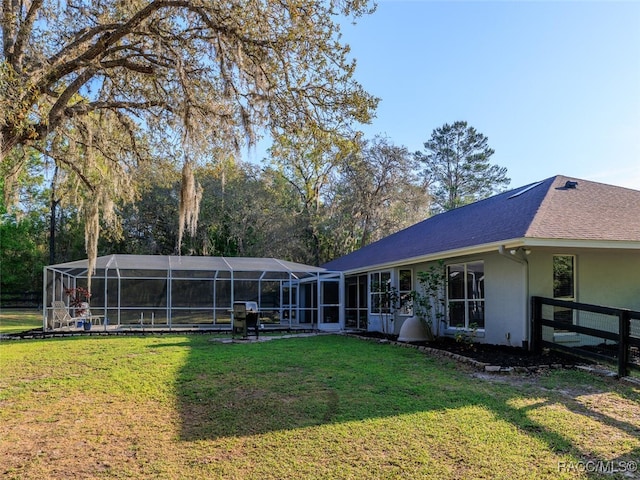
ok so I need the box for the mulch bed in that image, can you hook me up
[423,337,588,368]
[355,332,590,368]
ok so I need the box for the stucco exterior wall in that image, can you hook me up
[401,254,529,347]
[528,247,640,347]
[528,247,640,311]
[361,246,639,347]
[483,253,528,346]
[484,247,639,347]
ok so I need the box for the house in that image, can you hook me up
[322,175,640,347]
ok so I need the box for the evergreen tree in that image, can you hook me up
[415,121,509,212]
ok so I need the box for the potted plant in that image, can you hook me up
[64,287,92,330]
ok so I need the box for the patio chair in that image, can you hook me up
[50,301,103,329]
[50,301,79,329]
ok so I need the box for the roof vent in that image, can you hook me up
[564,181,578,189]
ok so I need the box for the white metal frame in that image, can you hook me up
[43,255,343,331]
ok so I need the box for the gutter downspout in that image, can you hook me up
[498,245,531,349]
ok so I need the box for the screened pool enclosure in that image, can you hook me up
[44,255,343,331]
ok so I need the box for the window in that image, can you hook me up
[553,255,575,323]
[447,261,484,329]
[398,269,413,316]
[553,255,575,299]
[370,271,391,314]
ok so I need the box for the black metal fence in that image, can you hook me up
[531,296,640,378]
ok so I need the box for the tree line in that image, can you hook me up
[1,123,509,299]
[1,1,508,300]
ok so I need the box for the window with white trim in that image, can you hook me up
[370,271,391,314]
[447,261,485,329]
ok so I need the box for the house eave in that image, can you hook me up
[337,238,528,275]
[521,238,640,250]
[337,237,640,275]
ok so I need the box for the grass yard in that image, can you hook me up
[0,332,639,479]
[0,309,42,334]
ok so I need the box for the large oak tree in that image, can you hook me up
[1,0,377,278]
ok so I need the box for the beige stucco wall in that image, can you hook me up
[528,247,640,311]
[395,253,529,347]
[364,246,639,347]
[483,253,528,346]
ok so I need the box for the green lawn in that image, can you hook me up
[0,309,42,334]
[0,331,638,479]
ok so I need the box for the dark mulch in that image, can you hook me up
[356,332,590,368]
[422,337,589,367]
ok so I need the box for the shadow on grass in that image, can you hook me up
[170,335,637,457]
[172,335,459,440]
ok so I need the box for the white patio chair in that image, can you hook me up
[50,301,80,329]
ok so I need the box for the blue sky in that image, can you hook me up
[247,0,640,191]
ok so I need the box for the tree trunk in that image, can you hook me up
[49,166,59,265]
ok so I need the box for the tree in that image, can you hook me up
[183,160,291,258]
[333,135,429,249]
[0,175,48,300]
[415,121,509,212]
[268,130,356,265]
[1,0,378,275]
[106,159,312,262]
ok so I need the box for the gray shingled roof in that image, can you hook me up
[322,175,640,272]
